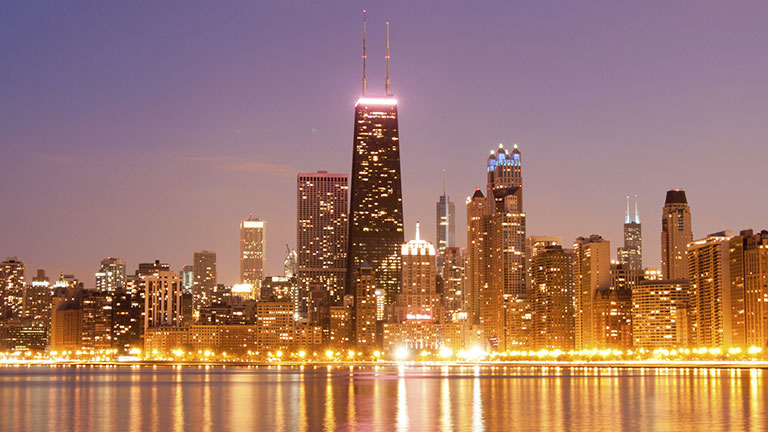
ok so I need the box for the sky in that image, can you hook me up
[2,1,768,285]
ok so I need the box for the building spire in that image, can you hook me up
[385,20,391,96]
[415,221,421,241]
[362,10,367,96]
[442,169,447,197]
[634,194,640,223]
[625,195,630,224]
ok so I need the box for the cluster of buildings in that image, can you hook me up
[1,20,767,359]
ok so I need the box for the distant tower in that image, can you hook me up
[240,216,265,290]
[95,257,126,292]
[436,170,456,272]
[297,171,348,303]
[661,190,692,280]
[347,14,404,306]
[618,196,642,271]
[573,235,611,350]
[193,250,217,310]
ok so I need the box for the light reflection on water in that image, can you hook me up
[0,364,766,431]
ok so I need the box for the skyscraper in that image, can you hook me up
[436,171,456,270]
[661,189,693,280]
[347,17,404,306]
[573,235,611,350]
[240,216,265,289]
[95,257,126,293]
[729,229,768,348]
[633,280,689,349]
[144,269,184,330]
[687,232,732,347]
[193,250,217,310]
[618,196,642,272]
[297,171,349,304]
[353,263,377,349]
[530,244,574,350]
[392,223,441,323]
[466,189,487,326]
[0,257,25,320]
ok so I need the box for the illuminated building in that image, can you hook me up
[526,236,563,292]
[661,189,693,280]
[466,189,487,326]
[0,322,47,352]
[240,216,266,291]
[144,327,189,355]
[354,263,378,349]
[530,244,574,350]
[50,303,83,352]
[112,288,142,353]
[381,322,464,353]
[618,196,642,272]
[392,223,442,323]
[729,229,768,347]
[442,247,466,322]
[231,283,256,301]
[328,303,351,347]
[95,257,126,292]
[283,249,297,278]
[436,173,456,273]
[181,265,194,292]
[573,235,611,350]
[144,269,184,330]
[255,301,294,351]
[23,269,51,329]
[632,280,689,348]
[81,290,113,351]
[297,171,349,304]
[687,232,732,347]
[0,257,25,320]
[347,17,404,307]
[504,296,532,349]
[593,287,633,350]
[193,250,217,310]
[292,324,323,350]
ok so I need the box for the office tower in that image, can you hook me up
[347,18,404,306]
[573,235,611,350]
[486,144,526,297]
[729,229,768,347]
[193,250,217,310]
[618,196,643,272]
[181,265,194,292]
[466,189,487,325]
[255,301,294,351]
[436,172,456,273]
[81,290,113,350]
[593,287,633,350]
[112,289,142,353]
[354,263,378,349]
[531,245,574,350]
[442,247,466,322]
[297,171,348,303]
[240,216,266,290]
[633,280,689,348]
[687,232,732,347]
[0,257,25,320]
[50,304,83,352]
[94,257,126,293]
[144,270,184,330]
[392,223,442,323]
[23,269,52,331]
[661,189,693,280]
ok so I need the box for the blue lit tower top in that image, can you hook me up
[486,143,522,213]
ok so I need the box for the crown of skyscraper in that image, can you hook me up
[487,143,521,171]
[665,189,688,205]
[401,223,436,256]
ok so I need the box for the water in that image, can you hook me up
[0,364,765,431]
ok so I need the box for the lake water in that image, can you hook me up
[0,364,765,431]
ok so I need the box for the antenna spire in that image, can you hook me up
[362,10,367,96]
[415,221,421,241]
[634,194,640,223]
[385,21,391,96]
[442,169,447,197]
[625,196,630,224]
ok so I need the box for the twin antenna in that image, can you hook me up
[361,10,392,96]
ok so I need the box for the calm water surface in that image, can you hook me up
[0,364,765,431]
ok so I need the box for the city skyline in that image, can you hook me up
[3,2,768,284]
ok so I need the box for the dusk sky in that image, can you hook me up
[2,1,767,285]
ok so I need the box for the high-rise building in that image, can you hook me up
[593,287,633,350]
[193,250,217,310]
[81,290,113,351]
[353,263,377,349]
[661,189,693,280]
[687,232,732,347]
[573,235,611,350]
[144,270,184,330]
[729,229,768,348]
[297,171,349,304]
[530,244,574,350]
[436,173,456,272]
[618,196,642,272]
[95,257,126,293]
[181,265,194,292]
[466,189,487,325]
[633,280,689,349]
[0,257,25,320]
[392,223,441,323]
[442,247,466,322]
[240,216,266,290]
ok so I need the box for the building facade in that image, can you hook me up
[661,190,693,280]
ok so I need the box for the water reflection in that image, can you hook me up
[0,365,766,431]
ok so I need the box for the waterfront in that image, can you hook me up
[0,365,766,431]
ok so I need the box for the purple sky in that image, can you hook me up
[2,1,768,285]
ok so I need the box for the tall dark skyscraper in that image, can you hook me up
[347,16,404,305]
[436,171,456,259]
[661,189,692,280]
[618,195,642,271]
